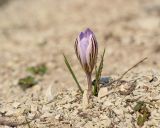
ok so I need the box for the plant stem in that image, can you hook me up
[86,73,92,99]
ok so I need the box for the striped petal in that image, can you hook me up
[75,28,98,74]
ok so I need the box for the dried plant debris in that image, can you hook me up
[119,80,136,95]
[18,76,37,90]
[27,64,47,76]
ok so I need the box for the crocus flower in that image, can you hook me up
[75,28,98,98]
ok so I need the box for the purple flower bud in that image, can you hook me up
[75,28,98,74]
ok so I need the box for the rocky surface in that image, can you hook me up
[1,70,160,127]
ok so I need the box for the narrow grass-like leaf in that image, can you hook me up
[63,54,83,94]
[93,66,98,96]
[93,49,105,96]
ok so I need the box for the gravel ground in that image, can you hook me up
[0,0,160,127]
[1,70,160,127]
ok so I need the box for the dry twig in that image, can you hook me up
[100,57,147,98]
[0,116,21,127]
[0,113,40,127]
[106,57,147,87]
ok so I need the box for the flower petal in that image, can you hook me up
[75,28,98,74]
[79,32,84,40]
[84,28,94,38]
[79,36,88,65]
[86,34,98,72]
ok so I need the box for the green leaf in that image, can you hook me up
[134,101,144,112]
[137,115,145,127]
[135,101,151,127]
[18,76,37,90]
[63,54,83,94]
[27,64,47,76]
[93,49,105,96]
[137,111,150,127]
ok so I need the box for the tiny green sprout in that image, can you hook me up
[137,115,145,127]
[134,101,144,112]
[18,76,37,90]
[27,64,47,76]
[137,108,150,127]
[134,101,151,126]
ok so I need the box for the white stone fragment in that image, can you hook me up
[98,87,108,98]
